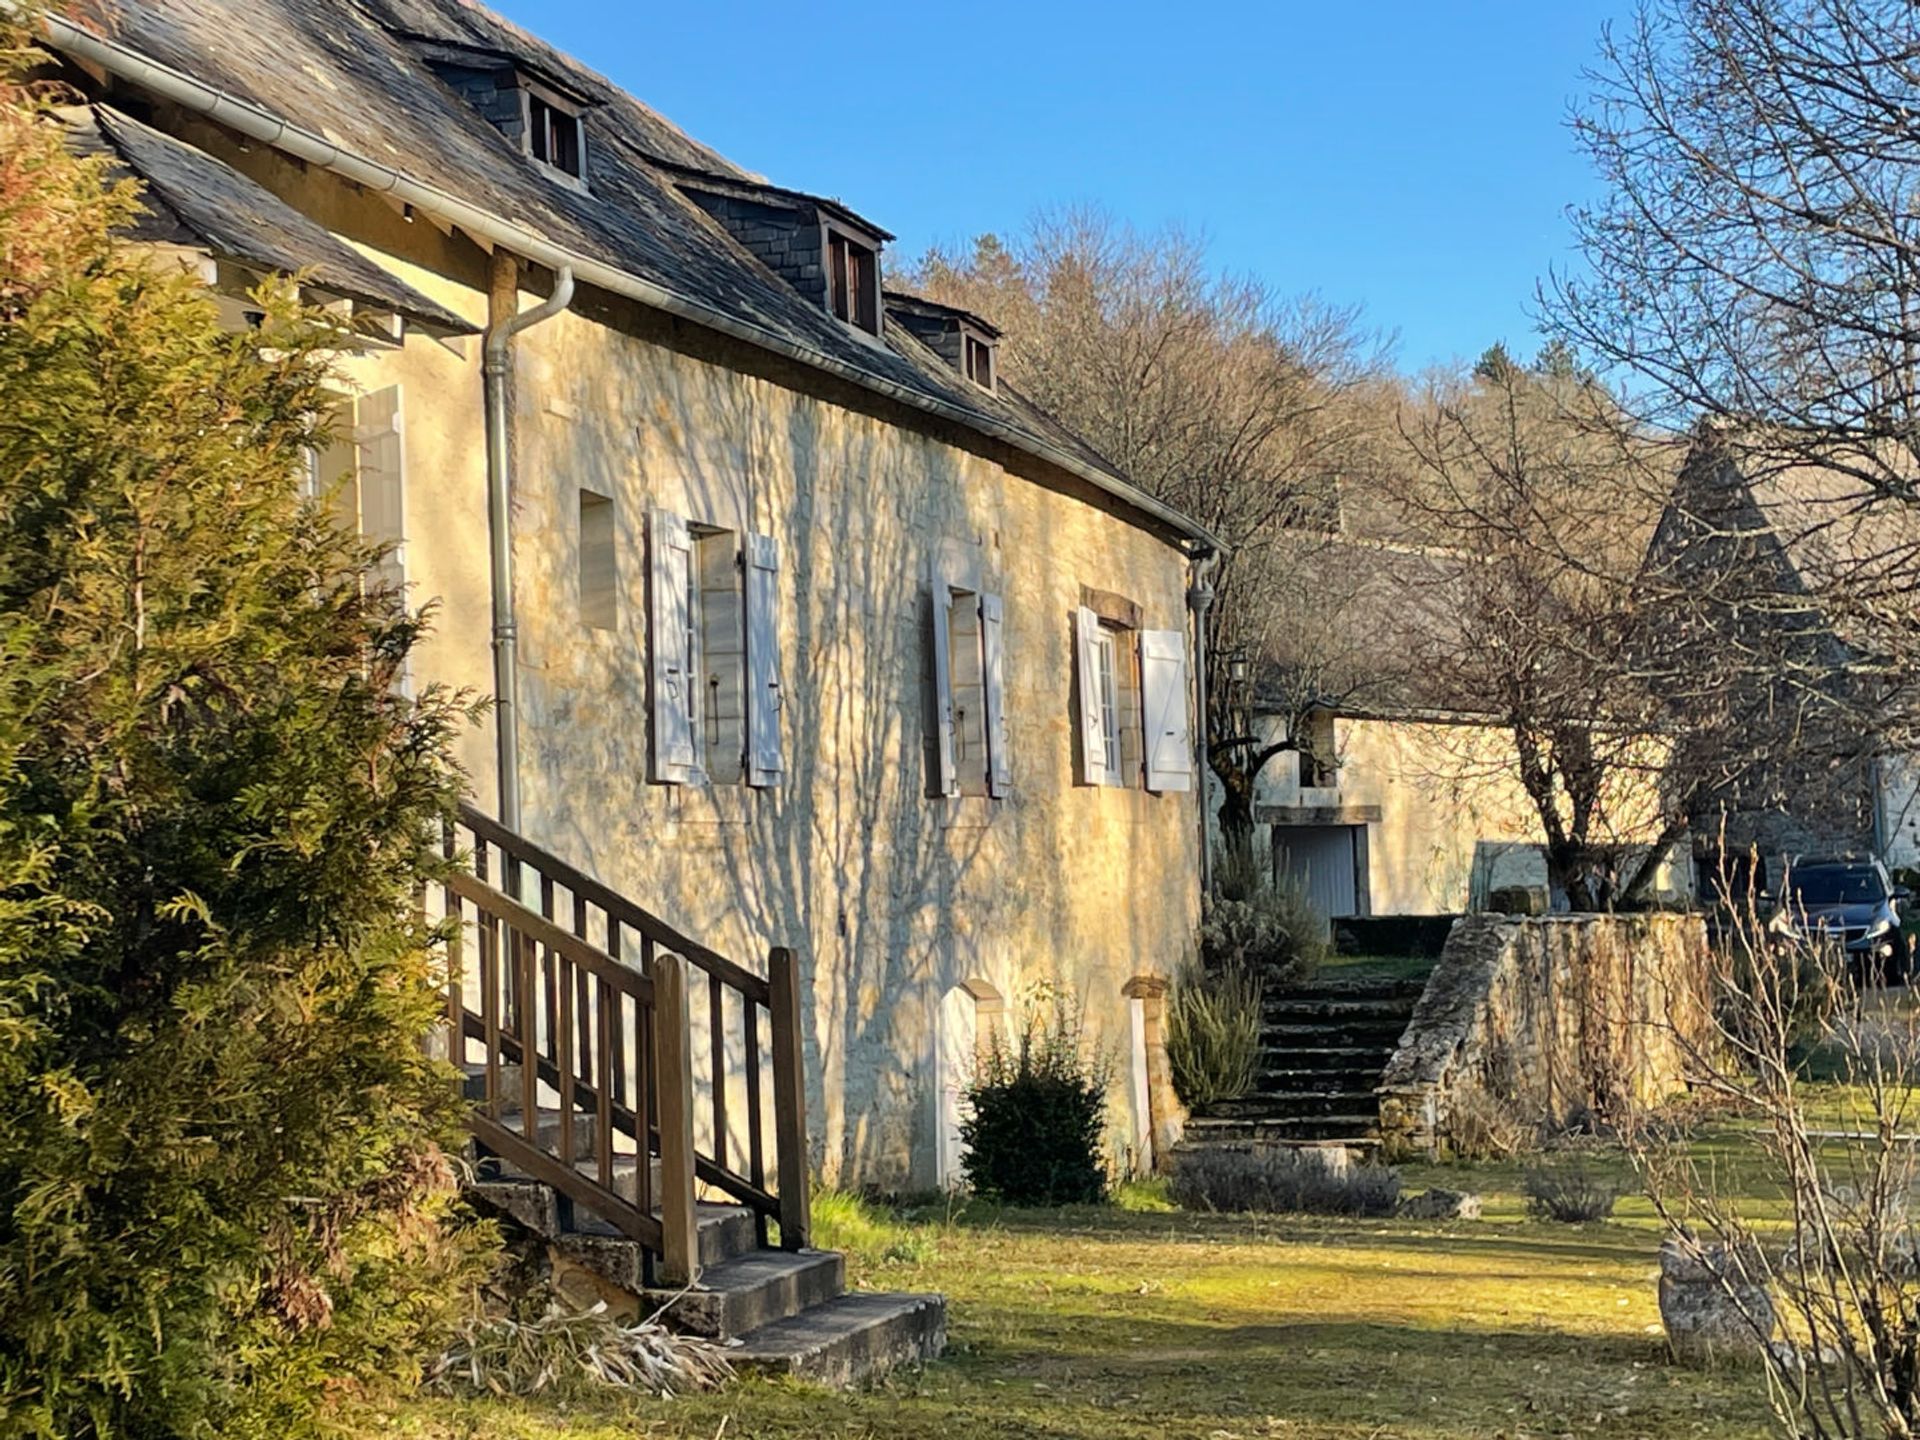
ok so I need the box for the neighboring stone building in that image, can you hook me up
[1651,432,1920,880]
[40,0,1218,1189]
[1215,537,1688,924]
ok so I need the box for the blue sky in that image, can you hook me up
[494,1,1629,374]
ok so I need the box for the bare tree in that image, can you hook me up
[1546,0,1920,867]
[1371,355,1697,908]
[910,209,1384,862]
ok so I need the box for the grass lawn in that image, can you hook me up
[397,1129,1791,1440]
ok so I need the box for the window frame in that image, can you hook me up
[522,80,588,186]
[824,224,882,335]
[962,329,997,391]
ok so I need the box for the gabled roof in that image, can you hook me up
[62,102,475,336]
[37,0,1219,551]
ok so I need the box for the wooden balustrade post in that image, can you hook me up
[768,946,811,1251]
[652,952,700,1287]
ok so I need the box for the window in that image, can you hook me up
[649,509,783,787]
[826,228,880,333]
[963,331,996,391]
[1298,708,1338,789]
[306,385,409,692]
[1091,626,1121,780]
[527,89,584,180]
[1075,603,1193,792]
[578,489,617,630]
[930,577,1010,798]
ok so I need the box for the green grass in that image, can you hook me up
[394,1116,1808,1440]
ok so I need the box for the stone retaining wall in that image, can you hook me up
[1376,914,1713,1156]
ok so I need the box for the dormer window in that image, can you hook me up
[964,331,996,392]
[826,228,880,334]
[525,85,585,181]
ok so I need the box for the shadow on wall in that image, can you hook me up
[512,338,1181,1189]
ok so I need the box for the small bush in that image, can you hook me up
[960,998,1110,1206]
[1165,961,1264,1108]
[1523,1161,1622,1222]
[1169,1144,1402,1217]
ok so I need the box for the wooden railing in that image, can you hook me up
[439,803,809,1285]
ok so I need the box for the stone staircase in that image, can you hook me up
[463,1065,946,1386]
[1186,976,1426,1147]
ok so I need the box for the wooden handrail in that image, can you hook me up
[444,807,810,1271]
[445,871,655,1004]
[458,802,770,1004]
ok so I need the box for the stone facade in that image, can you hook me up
[1376,914,1713,1155]
[1227,710,1687,918]
[247,175,1204,1193]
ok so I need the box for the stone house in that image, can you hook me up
[1219,536,1688,924]
[40,0,1219,1191]
[1652,433,1920,880]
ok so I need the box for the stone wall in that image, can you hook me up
[1376,914,1712,1156]
[210,150,1211,1192]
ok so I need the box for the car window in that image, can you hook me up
[1788,869,1885,905]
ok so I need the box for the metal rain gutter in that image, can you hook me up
[34,10,1224,555]
[484,265,575,832]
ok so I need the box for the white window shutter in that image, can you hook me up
[353,386,405,596]
[931,582,957,796]
[981,591,1011,796]
[1075,605,1108,786]
[745,532,783,787]
[1140,628,1194,793]
[648,508,699,782]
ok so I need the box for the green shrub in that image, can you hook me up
[960,998,1110,1206]
[1165,961,1264,1108]
[1169,1144,1401,1217]
[0,41,488,1439]
[1200,870,1328,987]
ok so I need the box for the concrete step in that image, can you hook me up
[1263,996,1419,1023]
[1186,1109,1378,1142]
[1238,1089,1380,1119]
[730,1291,947,1387]
[466,1173,758,1267]
[1262,1020,1409,1048]
[1271,977,1429,1001]
[646,1248,844,1339]
[1255,1065,1384,1094]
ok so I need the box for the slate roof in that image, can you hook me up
[1250,534,1488,720]
[42,0,1213,547]
[62,103,475,335]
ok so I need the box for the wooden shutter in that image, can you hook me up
[648,508,699,782]
[981,591,1010,797]
[1140,628,1194,793]
[1075,605,1108,786]
[931,582,957,797]
[353,386,405,596]
[745,532,783,787]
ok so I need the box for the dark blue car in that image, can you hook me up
[1772,859,1912,985]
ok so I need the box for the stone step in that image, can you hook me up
[1256,1065,1385,1092]
[1186,1110,1378,1142]
[730,1291,948,1388]
[1270,977,1429,1001]
[1262,1020,1409,1047]
[1263,997,1420,1023]
[466,1173,759,1267]
[1237,1089,1380,1119]
[647,1248,845,1339]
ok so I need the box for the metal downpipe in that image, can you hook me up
[484,266,574,831]
[1188,547,1221,896]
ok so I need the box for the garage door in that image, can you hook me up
[1274,825,1363,935]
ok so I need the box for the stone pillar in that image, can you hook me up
[1124,974,1179,1169]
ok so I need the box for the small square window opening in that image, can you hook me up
[826,229,879,333]
[529,92,584,179]
[964,333,995,391]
